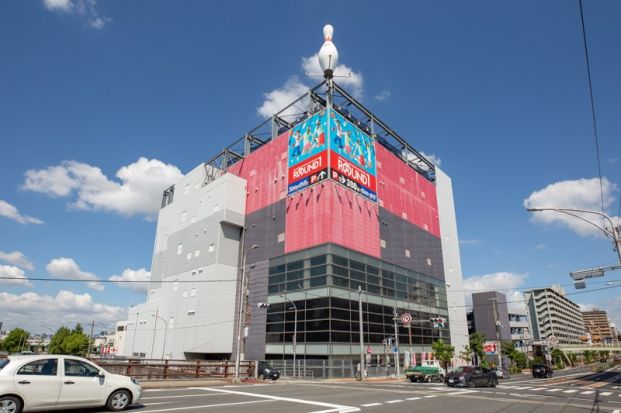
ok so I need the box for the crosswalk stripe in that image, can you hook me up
[530,388,545,391]
[361,403,382,407]
[601,392,612,396]
[386,400,403,404]
[406,397,421,401]
[580,390,594,394]
[424,395,437,398]
[563,390,577,393]
[514,387,532,390]
[546,389,562,392]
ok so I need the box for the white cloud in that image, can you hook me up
[42,0,111,30]
[577,303,596,312]
[257,53,364,119]
[373,90,391,102]
[463,271,528,313]
[46,257,103,291]
[459,239,481,246]
[23,158,183,220]
[0,251,35,270]
[0,200,43,225]
[420,152,442,167]
[257,77,310,120]
[0,290,126,332]
[0,265,33,288]
[533,243,547,250]
[109,268,151,293]
[523,178,620,237]
[301,54,364,99]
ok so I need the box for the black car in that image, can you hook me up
[532,364,553,378]
[445,366,498,387]
[257,361,280,380]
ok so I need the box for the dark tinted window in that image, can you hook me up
[0,359,9,371]
[64,359,100,377]
[17,359,58,376]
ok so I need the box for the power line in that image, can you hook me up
[0,276,235,284]
[578,0,606,220]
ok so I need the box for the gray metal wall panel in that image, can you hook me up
[244,260,269,361]
[244,199,286,265]
[472,291,512,342]
[378,208,445,280]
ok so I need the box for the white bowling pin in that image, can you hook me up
[318,24,339,78]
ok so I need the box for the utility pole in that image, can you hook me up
[489,297,502,368]
[86,320,95,358]
[393,306,400,378]
[150,308,159,359]
[358,286,366,382]
[131,311,139,357]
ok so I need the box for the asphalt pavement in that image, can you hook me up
[53,365,621,413]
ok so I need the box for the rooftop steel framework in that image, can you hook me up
[202,80,436,186]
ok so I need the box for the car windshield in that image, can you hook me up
[452,366,473,373]
[0,359,8,371]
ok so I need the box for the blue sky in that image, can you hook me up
[1,0,620,333]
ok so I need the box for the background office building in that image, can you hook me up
[121,81,468,373]
[525,285,584,345]
[582,309,616,345]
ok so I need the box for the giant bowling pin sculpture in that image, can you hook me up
[318,24,339,79]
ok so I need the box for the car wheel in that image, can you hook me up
[409,376,417,383]
[106,389,131,412]
[468,379,475,388]
[0,396,22,413]
[490,379,497,388]
[259,374,265,380]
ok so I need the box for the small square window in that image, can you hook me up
[208,244,215,253]
[198,268,203,274]
[191,216,197,223]
[181,211,187,221]
[186,253,192,260]
[177,244,183,255]
[426,258,432,266]
[187,310,196,316]
[380,239,386,248]
[182,291,188,298]
[405,249,411,257]
[184,184,190,194]
[277,233,285,243]
[194,249,200,257]
[190,288,196,297]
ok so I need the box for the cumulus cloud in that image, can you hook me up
[533,243,547,250]
[0,290,126,332]
[373,90,391,102]
[109,268,151,293]
[46,257,103,291]
[257,53,364,119]
[523,178,620,237]
[23,158,183,220]
[420,152,442,167]
[0,265,33,287]
[301,54,364,99]
[463,271,528,313]
[0,200,43,225]
[42,0,111,29]
[0,251,35,270]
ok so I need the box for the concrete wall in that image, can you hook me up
[472,291,512,342]
[435,168,469,358]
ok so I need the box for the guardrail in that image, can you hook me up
[91,358,255,380]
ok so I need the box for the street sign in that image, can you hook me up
[392,346,399,353]
[400,313,412,325]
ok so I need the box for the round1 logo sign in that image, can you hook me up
[400,313,412,325]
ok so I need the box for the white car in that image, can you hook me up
[0,355,141,413]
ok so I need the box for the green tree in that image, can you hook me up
[469,332,485,365]
[458,345,473,364]
[48,327,71,354]
[551,348,565,368]
[501,341,515,357]
[72,323,84,334]
[1,328,30,353]
[432,339,455,372]
[63,333,89,356]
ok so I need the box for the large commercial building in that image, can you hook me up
[525,285,584,345]
[121,80,468,374]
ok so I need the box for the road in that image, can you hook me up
[56,365,621,413]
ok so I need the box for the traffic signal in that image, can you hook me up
[430,317,446,328]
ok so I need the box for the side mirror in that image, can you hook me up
[98,371,105,378]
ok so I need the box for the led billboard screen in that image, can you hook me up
[287,110,329,196]
[328,110,377,202]
[287,108,377,202]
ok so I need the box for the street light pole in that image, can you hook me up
[150,309,159,359]
[234,244,258,381]
[279,294,298,378]
[527,207,621,263]
[151,313,169,359]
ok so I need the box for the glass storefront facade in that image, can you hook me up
[265,244,449,358]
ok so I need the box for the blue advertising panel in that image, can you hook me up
[328,109,378,202]
[287,110,329,196]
